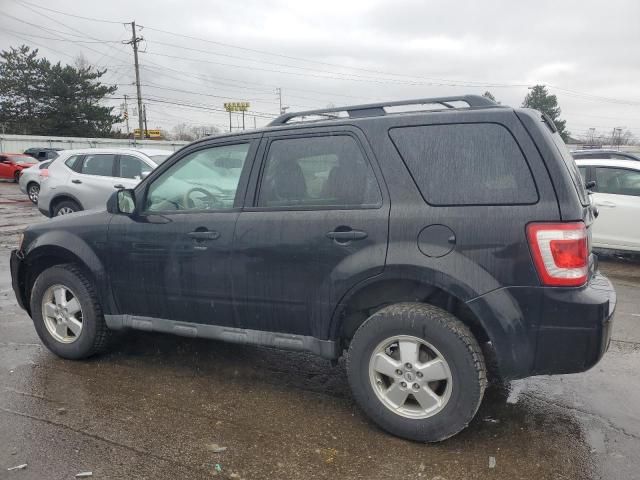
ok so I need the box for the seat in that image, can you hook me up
[262,158,308,205]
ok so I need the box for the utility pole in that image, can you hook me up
[125,21,144,141]
[143,105,149,139]
[123,94,130,138]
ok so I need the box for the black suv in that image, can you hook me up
[24,147,63,161]
[10,96,615,442]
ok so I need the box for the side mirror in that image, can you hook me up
[107,189,136,215]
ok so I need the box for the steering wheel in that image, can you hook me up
[183,187,222,209]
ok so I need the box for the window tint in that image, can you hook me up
[146,143,250,212]
[595,168,640,196]
[119,155,152,179]
[257,135,381,208]
[79,154,116,177]
[389,123,537,205]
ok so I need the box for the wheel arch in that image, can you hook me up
[49,193,84,216]
[21,240,112,315]
[329,270,532,381]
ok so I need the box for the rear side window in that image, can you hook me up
[64,156,80,171]
[79,154,116,176]
[257,135,382,208]
[389,123,537,205]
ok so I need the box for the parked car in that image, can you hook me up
[576,158,640,252]
[0,153,37,182]
[24,147,63,162]
[572,149,640,161]
[38,148,170,217]
[18,160,53,204]
[10,96,615,442]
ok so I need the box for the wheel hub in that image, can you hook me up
[41,284,83,344]
[368,335,453,419]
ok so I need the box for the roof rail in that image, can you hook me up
[268,94,497,126]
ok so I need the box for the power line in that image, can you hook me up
[1,27,123,44]
[14,0,127,24]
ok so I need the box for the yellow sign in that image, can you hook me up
[134,129,162,138]
[224,102,250,112]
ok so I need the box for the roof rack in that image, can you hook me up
[268,94,497,126]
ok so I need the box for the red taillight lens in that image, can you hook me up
[527,222,589,287]
[39,169,49,178]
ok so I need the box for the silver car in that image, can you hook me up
[38,148,171,217]
[19,159,54,204]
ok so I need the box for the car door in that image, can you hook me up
[591,166,640,250]
[68,153,119,209]
[232,128,390,338]
[106,137,259,326]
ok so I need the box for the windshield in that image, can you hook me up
[150,154,170,165]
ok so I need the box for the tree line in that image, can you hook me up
[0,45,120,137]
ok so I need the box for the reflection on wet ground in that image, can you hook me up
[1,331,598,479]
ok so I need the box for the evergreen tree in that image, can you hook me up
[0,45,50,134]
[0,45,120,136]
[44,62,120,137]
[522,85,569,141]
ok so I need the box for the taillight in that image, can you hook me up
[526,222,589,287]
[39,169,49,178]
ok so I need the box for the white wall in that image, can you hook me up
[0,134,188,153]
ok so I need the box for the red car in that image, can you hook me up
[0,153,37,182]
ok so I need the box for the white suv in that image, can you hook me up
[38,148,171,217]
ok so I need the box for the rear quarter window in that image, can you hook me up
[389,123,538,206]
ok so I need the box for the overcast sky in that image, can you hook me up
[1,0,639,139]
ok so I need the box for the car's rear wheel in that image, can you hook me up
[30,264,112,359]
[347,303,486,442]
[27,182,40,204]
[53,199,81,216]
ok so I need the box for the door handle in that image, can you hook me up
[326,229,368,243]
[71,179,82,184]
[114,184,125,189]
[188,230,220,241]
[596,201,616,208]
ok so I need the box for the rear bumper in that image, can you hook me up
[532,272,615,375]
[10,249,28,311]
[468,272,615,380]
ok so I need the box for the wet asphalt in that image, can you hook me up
[0,181,639,480]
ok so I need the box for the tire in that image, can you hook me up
[14,171,20,183]
[27,182,40,204]
[347,303,486,442]
[30,264,112,359]
[53,199,81,216]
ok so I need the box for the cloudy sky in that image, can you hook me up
[1,0,639,139]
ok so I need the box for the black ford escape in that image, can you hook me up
[11,95,615,442]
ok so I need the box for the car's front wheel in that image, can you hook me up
[347,303,486,442]
[27,182,39,204]
[30,264,112,359]
[14,171,20,183]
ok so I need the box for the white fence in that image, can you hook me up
[0,134,188,153]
